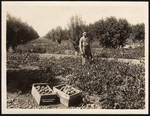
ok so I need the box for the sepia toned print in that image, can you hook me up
[2,1,149,114]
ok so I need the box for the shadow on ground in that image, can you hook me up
[7,68,57,94]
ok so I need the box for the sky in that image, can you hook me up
[3,2,148,37]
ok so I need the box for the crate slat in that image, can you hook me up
[31,83,57,105]
[53,84,82,107]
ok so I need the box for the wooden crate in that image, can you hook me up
[53,84,82,107]
[31,83,57,105]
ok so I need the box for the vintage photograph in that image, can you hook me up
[2,1,149,114]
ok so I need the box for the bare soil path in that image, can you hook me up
[39,53,144,65]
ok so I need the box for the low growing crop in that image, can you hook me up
[7,53,145,109]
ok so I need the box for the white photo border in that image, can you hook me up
[1,1,149,114]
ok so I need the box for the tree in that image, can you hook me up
[45,15,133,49]
[7,13,39,51]
[88,18,105,42]
[131,23,145,42]
[46,26,65,44]
[68,15,86,52]
[61,28,70,40]
[55,26,63,44]
[99,17,131,48]
[117,18,132,47]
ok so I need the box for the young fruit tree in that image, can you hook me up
[46,29,56,42]
[54,26,63,44]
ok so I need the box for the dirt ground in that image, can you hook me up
[7,92,102,109]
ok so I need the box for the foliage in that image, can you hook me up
[7,53,40,68]
[131,23,145,42]
[13,38,144,59]
[88,19,105,41]
[92,47,144,59]
[45,16,145,49]
[40,57,145,109]
[7,13,39,50]
[14,39,75,54]
[90,17,132,48]
[46,26,62,44]
[15,46,46,54]
[46,27,70,44]
[68,15,87,52]
[7,52,145,109]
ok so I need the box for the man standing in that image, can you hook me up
[79,32,93,65]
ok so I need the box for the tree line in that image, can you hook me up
[46,15,145,51]
[6,14,145,52]
[7,13,39,51]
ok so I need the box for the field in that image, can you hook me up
[7,38,145,109]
